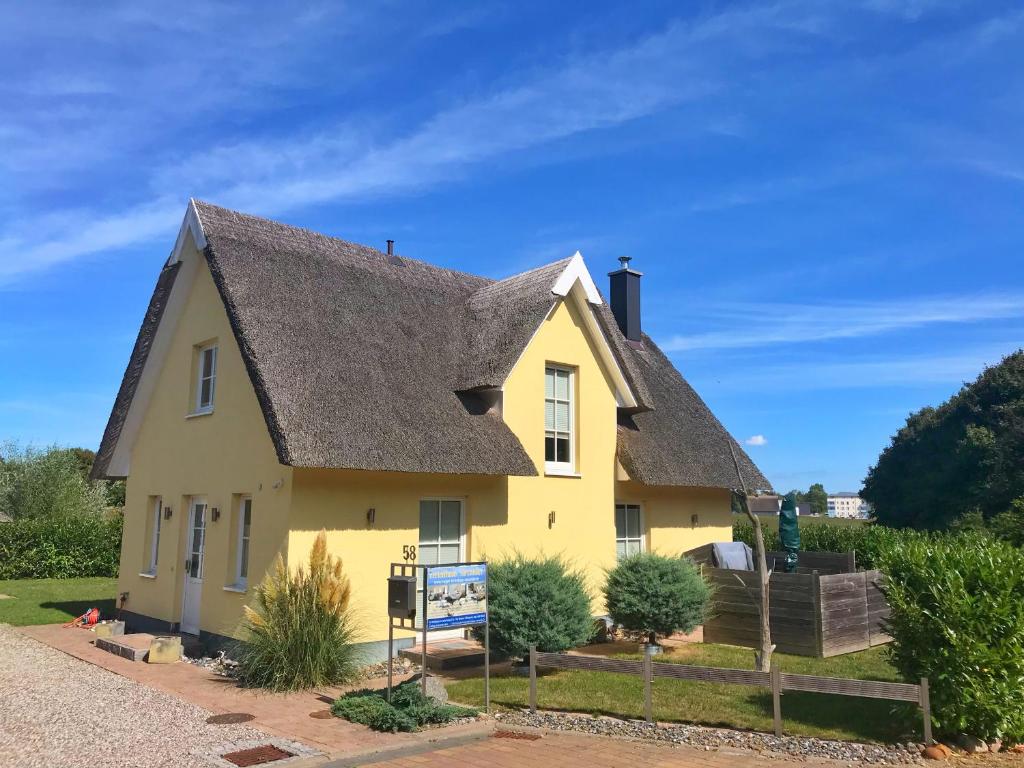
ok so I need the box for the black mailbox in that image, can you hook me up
[388,575,417,619]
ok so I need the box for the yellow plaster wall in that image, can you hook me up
[119,238,292,639]
[288,469,506,642]
[614,481,733,557]
[482,297,621,608]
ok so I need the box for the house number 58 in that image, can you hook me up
[402,545,417,562]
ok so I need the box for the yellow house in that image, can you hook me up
[92,200,768,658]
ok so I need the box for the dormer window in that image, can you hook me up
[544,365,575,474]
[194,343,217,414]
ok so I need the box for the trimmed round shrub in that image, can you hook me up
[474,553,594,660]
[878,533,1024,741]
[236,531,360,691]
[604,553,710,645]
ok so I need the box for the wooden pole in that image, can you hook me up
[920,677,932,745]
[386,622,393,703]
[421,571,428,698]
[729,441,775,672]
[771,663,783,737]
[529,645,538,713]
[643,651,653,724]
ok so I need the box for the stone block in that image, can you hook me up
[147,635,182,664]
[93,620,126,639]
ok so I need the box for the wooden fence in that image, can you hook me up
[684,545,891,657]
[528,646,931,744]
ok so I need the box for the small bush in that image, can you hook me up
[878,533,1024,741]
[332,681,476,732]
[236,531,360,691]
[0,513,122,579]
[474,553,594,660]
[604,553,710,645]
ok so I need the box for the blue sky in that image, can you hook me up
[2,1,1022,492]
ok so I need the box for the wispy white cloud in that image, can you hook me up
[745,434,768,446]
[702,345,1019,392]
[661,294,1024,352]
[0,3,831,285]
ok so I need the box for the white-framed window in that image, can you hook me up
[146,497,162,574]
[615,503,644,560]
[235,496,252,587]
[416,498,465,631]
[544,365,575,473]
[195,344,217,413]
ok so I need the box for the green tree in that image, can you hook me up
[805,483,828,516]
[863,349,1024,529]
[988,497,1024,547]
[0,443,107,520]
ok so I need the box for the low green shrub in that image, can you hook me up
[878,533,1024,741]
[604,553,710,645]
[332,681,477,733]
[0,513,122,579]
[236,531,360,691]
[473,553,594,660]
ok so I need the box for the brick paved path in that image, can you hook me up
[346,729,808,768]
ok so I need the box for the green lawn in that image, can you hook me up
[0,577,118,626]
[446,642,920,744]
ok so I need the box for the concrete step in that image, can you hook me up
[400,640,491,671]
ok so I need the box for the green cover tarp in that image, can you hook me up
[779,497,800,572]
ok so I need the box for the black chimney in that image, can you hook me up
[386,239,394,255]
[608,256,642,342]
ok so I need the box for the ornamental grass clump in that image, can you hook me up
[878,533,1024,742]
[474,553,594,660]
[603,553,711,647]
[236,530,360,691]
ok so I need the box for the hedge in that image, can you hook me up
[733,519,910,569]
[0,514,122,579]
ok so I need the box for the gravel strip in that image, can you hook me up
[495,710,924,764]
[0,624,278,768]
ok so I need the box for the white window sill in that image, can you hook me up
[223,583,248,594]
[186,408,214,419]
[139,571,157,580]
[544,465,581,478]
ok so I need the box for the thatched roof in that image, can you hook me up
[93,201,769,490]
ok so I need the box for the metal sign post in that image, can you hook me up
[386,560,489,712]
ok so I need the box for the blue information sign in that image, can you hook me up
[424,563,488,630]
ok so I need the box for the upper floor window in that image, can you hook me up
[195,344,217,413]
[544,366,574,473]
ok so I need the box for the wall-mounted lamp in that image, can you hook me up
[164,506,173,520]
[548,510,556,529]
[366,508,376,527]
[272,478,284,490]
[211,507,220,522]
[690,513,699,528]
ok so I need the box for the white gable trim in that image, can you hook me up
[500,253,638,409]
[168,199,207,265]
[106,203,208,477]
[552,251,602,304]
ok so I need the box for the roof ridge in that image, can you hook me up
[193,199,492,287]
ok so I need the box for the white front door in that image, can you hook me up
[181,497,207,635]
[416,499,465,637]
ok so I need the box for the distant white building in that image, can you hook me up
[827,492,871,519]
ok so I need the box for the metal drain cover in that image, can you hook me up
[222,744,295,767]
[206,712,256,725]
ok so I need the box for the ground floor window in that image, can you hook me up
[615,503,644,559]
[235,496,252,587]
[416,499,464,629]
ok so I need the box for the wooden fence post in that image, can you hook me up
[770,664,782,737]
[811,571,823,657]
[920,677,932,745]
[529,645,538,713]
[643,651,653,724]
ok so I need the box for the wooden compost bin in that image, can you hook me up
[685,544,891,657]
